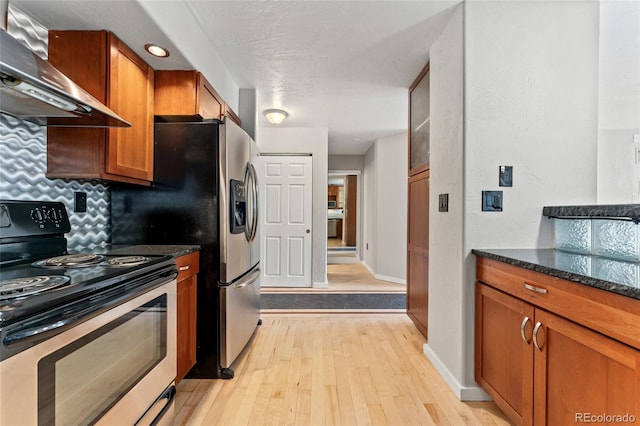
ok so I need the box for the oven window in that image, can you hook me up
[37,294,167,426]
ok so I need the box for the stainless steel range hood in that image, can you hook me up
[0,30,130,127]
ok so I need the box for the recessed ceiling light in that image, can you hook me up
[264,109,289,125]
[144,43,170,58]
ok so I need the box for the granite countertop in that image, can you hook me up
[542,204,640,222]
[472,248,640,300]
[106,244,200,259]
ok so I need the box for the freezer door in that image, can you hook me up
[219,265,261,368]
[220,119,260,284]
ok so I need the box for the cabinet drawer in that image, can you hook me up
[176,252,200,281]
[477,257,640,350]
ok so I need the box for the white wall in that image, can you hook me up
[423,2,467,397]
[425,1,600,400]
[328,155,364,171]
[257,127,329,287]
[597,1,640,203]
[363,146,378,272]
[362,133,408,283]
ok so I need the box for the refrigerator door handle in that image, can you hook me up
[234,267,260,288]
[244,162,259,243]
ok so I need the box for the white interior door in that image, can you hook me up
[258,155,313,287]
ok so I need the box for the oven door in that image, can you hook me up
[0,279,177,426]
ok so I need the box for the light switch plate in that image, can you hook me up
[482,191,503,212]
[499,166,513,187]
[438,193,449,212]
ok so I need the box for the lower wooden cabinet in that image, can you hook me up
[476,259,640,426]
[535,309,639,425]
[176,252,200,383]
[476,283,533,424]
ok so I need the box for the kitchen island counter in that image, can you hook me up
[472,248,640,300]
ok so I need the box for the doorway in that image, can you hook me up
[327,171,360,264]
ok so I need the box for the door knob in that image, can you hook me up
[306,229,310,234]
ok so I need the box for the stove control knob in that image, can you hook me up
[31,209,44,222]
[49,209,59,221]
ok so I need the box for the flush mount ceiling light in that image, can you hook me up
[264,109,289,125]
[144,43,170,58]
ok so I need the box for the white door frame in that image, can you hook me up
[328,170,362,263]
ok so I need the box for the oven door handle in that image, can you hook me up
[3,302,111,347]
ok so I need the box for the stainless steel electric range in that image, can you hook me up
[0,200,178,426]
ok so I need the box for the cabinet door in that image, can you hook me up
[176,274,197,383]
[106,34,154,181]
[409,62,430,176]
[533,310,640,426]
[407,170,429,338]
[199,74,224,120]
[476,283,534,425]
[175,252,199,383]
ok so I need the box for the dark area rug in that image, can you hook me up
[261,293,406,310]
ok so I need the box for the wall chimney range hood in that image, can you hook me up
[0,30,130,127]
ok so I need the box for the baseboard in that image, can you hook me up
[362,262,407,285]
[423,343,492,401]
[312,280,329,289]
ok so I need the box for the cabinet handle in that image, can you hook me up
[523,283,548,294]
[533,322,544,351]
[179,265,191,271]
[520,316,532,344]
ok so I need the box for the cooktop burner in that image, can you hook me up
[32,254,107,268]
[0,276,71,301]
[102,256,150,267]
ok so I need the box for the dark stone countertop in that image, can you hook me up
[105,244,200,259]
[472,248,640,300]
[542,204,640,222]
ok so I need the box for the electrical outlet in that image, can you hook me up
[438,193,449,212]
[74,192,87,213]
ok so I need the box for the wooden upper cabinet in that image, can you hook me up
[409,62,430,176]
[47,31,154,185]
[155,70,240,126]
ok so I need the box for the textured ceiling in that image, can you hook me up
[10,0,458,154]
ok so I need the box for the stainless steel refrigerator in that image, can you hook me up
[111,118,260,379]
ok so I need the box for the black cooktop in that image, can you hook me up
[0,254,175,326]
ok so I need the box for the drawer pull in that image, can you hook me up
[520,316,532,344]
[533,322,544,351]
[523,283,548,294]
[179,265,191,271]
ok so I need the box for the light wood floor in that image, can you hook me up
[174,314,512,426]
[261,264,406,294]
[328,238,349,248]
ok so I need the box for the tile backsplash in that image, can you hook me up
[0,115,112,251]
[555,218,640,262]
